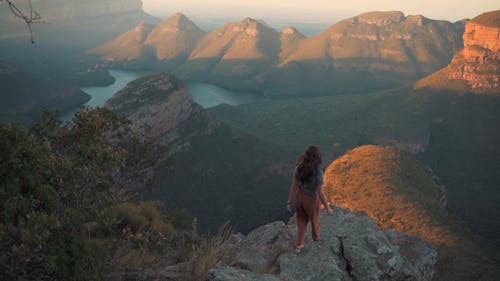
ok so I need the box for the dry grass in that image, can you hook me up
[323,145,500,281]
[186,222,232,281]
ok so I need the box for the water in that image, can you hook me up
[61,69,148,121]
[62,70,263,121]
[187,81,263,108]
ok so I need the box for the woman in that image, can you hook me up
[287,146,333,253]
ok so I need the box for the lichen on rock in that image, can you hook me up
[209,207,437,281]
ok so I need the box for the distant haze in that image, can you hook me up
[143,0,499,23]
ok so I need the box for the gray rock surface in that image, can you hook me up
[206,266,281,281]
[105,73,195,140]
[208,206,437,281]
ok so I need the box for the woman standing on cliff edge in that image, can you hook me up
[287,145,333,253]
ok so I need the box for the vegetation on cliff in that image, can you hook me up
[471,9,500,28]
[0,109,228,280]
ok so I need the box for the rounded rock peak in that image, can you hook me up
[240,17,258,24]
[282,27,298,35]
[164,12,191,27]
[134,22,153,31]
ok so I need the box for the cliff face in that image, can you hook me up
[29,0,143,22]
[280,11,463,70]
[415,10,500,94]
[104,73,195,140]
[0,0,158,47]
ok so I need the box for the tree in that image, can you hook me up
[1,0,41,43]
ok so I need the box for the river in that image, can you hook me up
[62,69,263,121]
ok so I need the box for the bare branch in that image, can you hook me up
[2,0,42,43]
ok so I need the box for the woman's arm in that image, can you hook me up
[287,177,298,212]
[318,186,333,215]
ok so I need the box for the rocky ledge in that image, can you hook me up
[209,206,437,281]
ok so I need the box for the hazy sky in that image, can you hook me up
[143,0,499,23]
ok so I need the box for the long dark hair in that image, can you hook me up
[296,146,322,183]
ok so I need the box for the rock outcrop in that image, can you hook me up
[208,207,437,281]
[322,145,500,281]
[415,10,500,94]
[323,145,453,245]
[104,73,196,140]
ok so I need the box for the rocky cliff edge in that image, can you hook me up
[208,207,437,281]
[415,10,500,94]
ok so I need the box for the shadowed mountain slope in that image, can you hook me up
[0,61,90,124]
[103,72,293,232]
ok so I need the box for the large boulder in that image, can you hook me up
[209,207,437,281]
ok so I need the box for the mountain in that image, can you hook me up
[178,17,281,90]
[266,11,464,95]
[279,27,305,62]
[90,13,205,67]
[104,72,294,232]
[188,18,280,62]
[89,23,155,61]
[144,13,206,62]
[323,145,500,281]
[415,10,500,94]
[0,61,90,124]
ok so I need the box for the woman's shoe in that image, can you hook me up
[295,244,304,253]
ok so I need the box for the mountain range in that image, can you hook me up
[90,11,465,95]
